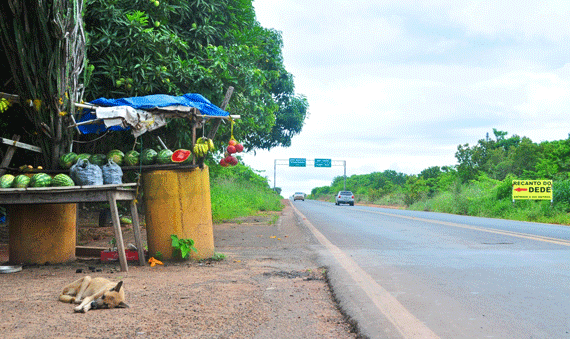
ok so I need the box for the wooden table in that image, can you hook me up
[0,183,145,271]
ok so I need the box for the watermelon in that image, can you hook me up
[59,152,78,169]
[12,174,31,188]
[141,148,158,165]
[89,154,107,166]
[157,149,174,164]
[76,153,91,162]
[29,173,52,187]
[107,149,125,166]
[0,174,15,188]
[123,150,140,166]
[172,149,191,163]
[52,173,75,187]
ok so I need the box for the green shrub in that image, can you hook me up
[553,180,570,211]
[210,164,283,222]
[494,174,516,200]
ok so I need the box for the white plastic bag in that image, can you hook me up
[101,159,123,185]
[70,158,104,186]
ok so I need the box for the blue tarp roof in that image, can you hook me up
[77,93,229,134]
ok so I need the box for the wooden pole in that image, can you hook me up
[207,86,234,140]
[0,134,20,176]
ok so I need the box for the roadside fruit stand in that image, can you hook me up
[0,89,238,269]
[0,184,144,272]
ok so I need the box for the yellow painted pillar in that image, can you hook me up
[143,166,214,260]
[8,203,77,264]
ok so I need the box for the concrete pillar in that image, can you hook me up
[9,203,77,264]
[143,166,214,260]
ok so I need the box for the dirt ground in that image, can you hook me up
[0,201,360,339]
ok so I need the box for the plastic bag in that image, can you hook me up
[101,159,123,185]
[70,158,103,186]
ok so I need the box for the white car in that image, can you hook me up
[293,192,305,201]
[335,191,354,206]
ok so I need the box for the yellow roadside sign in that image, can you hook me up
[512,180,553,201]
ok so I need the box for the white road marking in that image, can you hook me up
[291,204,440,339]
[365,209,570,246]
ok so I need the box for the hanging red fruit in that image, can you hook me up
[225,155,238,166]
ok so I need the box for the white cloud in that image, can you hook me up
[248,0,569,198]
[448,1,570,42]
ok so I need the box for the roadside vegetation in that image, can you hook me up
[209,161,283,222]
[0,0,308,169]
[310,129,570,226]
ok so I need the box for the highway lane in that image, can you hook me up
[291,200,570,339]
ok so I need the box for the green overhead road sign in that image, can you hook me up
[275,158,347,191]
[314,158,331,167]
[289,158,306,167]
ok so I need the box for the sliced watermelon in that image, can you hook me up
[172,149,191,163]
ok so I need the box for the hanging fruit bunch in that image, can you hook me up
[191,136,214,169]
[0,97,12,113]
[193,137,215,158]
[220,119,243,167]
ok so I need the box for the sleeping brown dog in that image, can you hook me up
[59,276,129,312]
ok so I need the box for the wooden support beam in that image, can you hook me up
[207,86,234,140]
[0,135,21,176]
[1,137,42,153]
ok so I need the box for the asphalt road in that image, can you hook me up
[291,200,570,339]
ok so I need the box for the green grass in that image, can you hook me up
[210,164,283,222]
[407,182,570,225]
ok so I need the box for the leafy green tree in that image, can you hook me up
[420,166,441,180]
[508,137,539,177]
[82,0,308,152]
[455,143,479,182]
[403,175,429,206]
[0,0,308,165]
[0,1,86,168]
[435,166,459,191]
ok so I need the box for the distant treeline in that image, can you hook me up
[310,129,570,225]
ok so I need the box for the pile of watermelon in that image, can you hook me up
[0,172,76,189]
[1,146,178,189]
[57,148,184,169]
[1,146,195,189]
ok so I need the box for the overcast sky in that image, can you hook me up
[240,0,570,198]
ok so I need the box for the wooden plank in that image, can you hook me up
[130,200,146,266]
[0,184,139,204]
[207,86,234,140]
[107,191,128,272]
[1,137,42,153]
[0,135,20,176]
[76,246,107,257]
[0,92,20,103]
